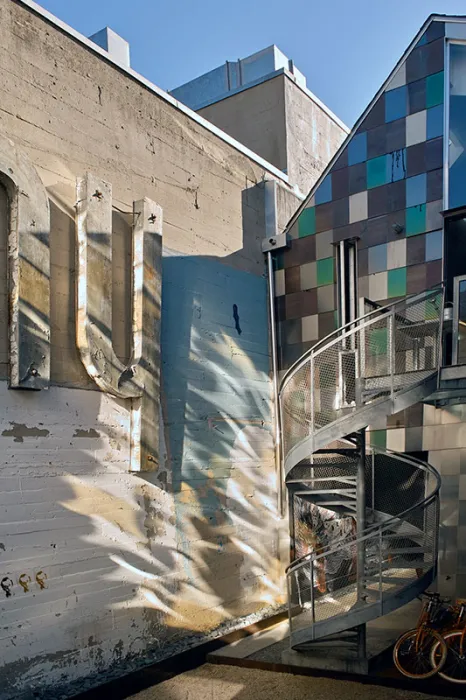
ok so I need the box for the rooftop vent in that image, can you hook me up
[89,27,130,67]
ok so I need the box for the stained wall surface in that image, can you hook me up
[199,74,347,195]
[0,1,305,698]
[199,76,289,177]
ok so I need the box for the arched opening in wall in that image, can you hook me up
[0,183,6,379]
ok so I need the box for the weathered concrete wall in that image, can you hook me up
[284,77,347,195]
[0,1,302,697]
[198,76,288,176]
[0,262,282,699]
[199,75,347,196]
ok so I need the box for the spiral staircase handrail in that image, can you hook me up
[280,286,444,649]
[280,285,443,395]
[285,447,441,576]
[279,286,444,472]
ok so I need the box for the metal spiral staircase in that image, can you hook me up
[279,287,443,651]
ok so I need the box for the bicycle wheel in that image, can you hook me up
[393,627,447,679]
[431,630,466,684]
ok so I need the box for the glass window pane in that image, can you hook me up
[449,44,466,209]
[458,280,466,364]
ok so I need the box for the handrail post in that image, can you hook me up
[378,528,383,613]
[389,310,395,400]
[295,569,302,609]
[287,571,293,649]
[356,429,366,604]
[310,358,315,448]
[310,560,315,624]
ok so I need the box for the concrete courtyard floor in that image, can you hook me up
[127,663,456,700]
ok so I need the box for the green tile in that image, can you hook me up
[274,250,284,270]
[406,204,426,236]
[388,267,407,298]
[371,429,387,450]
[298,207,316,238]
[425,296,441,320]
[369,327,388,356]
[426,71,444,108]
[367,155,387,189]
[316,257,334,286]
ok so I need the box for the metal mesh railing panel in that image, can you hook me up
[288,449,440,648]
[280,288,443,460]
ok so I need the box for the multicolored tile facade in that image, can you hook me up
[275,19,445,371]
[276,18,466,596]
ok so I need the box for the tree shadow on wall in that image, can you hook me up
[0,182,285,700]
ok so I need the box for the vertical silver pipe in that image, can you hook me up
[356,428,366,603]
[267,249,284,518]
[338,241,346,327]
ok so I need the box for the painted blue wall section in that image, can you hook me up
[161,254,272,567]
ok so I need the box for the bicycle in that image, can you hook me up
[430,599,466,684]
[393,591,448,679]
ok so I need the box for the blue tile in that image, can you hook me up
[406,173,427,207]
[315,175,332,205]
[427,105,443,140]
[416,33,428,47]
[385,86,408,123]
[426,229,442,261]
[348,133,367,165]
[368,243,388,274]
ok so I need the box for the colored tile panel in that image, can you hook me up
[273,250,283,272]
[386,148,407,182]
[425,229,442,261]
[368,243,388,274]
[316,257,334,287]
[426,71,444,108]
[370,429,387,450]
[315,175,332,205]
[367,155,387,189]
[385,85,408,123]
[388,267,407,297]
[406,204,426,236]
[406,173,427,207]
[369,328,388,356]
[348,132,367,165]
[425,295,440,320]
[406,110,427,147]
[426,105,443,140]
[298,207,316,237]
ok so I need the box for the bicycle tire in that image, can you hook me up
[393,627,447,679]
[431,630,466,684]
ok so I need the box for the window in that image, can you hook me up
[453,275,466,364]
[449,43,466,210]
[335,240,358,405]
[336,239,358,328]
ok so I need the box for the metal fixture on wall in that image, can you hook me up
[262,180,290,518]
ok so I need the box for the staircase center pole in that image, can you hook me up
[355,427,367,658]
[355,427,366,600]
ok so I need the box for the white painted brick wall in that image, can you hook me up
[0,379,286,698]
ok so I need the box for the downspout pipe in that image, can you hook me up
[264,179,284,518]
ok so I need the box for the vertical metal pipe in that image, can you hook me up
[378,527,383,608]
[389,311,395,399]
[266,249,284,518]
[287,571,293,645]
[356,428,366,603]
[357,624,367,660]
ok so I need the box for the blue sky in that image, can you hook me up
[37,0,466,127]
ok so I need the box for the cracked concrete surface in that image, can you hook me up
[128,664,455,700]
